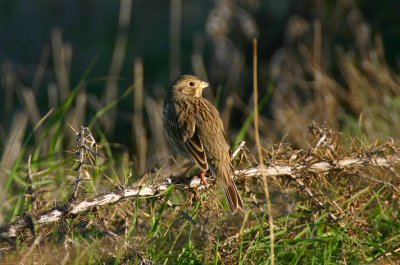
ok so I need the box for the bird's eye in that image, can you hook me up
[189,81,195,86]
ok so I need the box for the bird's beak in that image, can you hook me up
[198,81,209,90]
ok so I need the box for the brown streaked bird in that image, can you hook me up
[163,74,244,212]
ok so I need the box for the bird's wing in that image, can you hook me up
[172,102,208,170]
[184,126,208,170]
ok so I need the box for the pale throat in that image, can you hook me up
[193,88,203,97]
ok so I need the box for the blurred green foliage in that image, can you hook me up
[1,0,398,89]
[0,0,399,147]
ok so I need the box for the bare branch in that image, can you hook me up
[235,155,400,178]
[1,150,399,240]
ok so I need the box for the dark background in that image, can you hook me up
[0,0,399,148]
[1,1,399,81]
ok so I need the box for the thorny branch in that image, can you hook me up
[70,126,98,201]
[1,125,400,241]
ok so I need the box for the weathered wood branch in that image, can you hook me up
[1,152,399,240]
[235,155,400,177]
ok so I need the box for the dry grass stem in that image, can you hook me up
[253,38,275,264]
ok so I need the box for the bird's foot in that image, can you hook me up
[198,170,208,186]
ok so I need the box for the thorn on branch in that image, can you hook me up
[70,126,99,202]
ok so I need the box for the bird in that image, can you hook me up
[163,74,244,212]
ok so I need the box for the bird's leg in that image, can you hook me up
[198,170,208,186]
[182,161,208,186]
[183,162,208,185]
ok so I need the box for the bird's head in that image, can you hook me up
[171,74,209,97]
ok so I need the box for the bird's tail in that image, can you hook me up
[219,165,245,213]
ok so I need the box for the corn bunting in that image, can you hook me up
[163,74,244,212]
